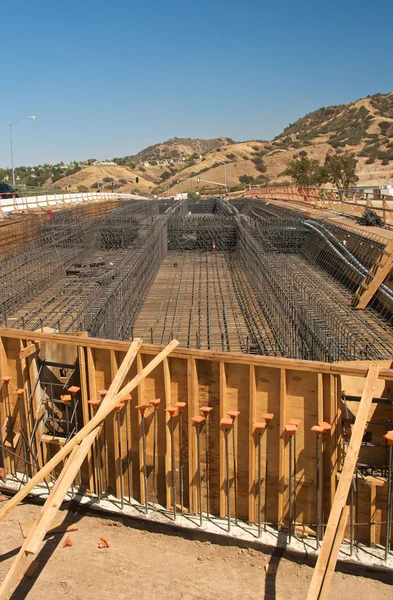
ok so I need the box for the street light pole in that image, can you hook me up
[9,116,36,187]
[216,159,227,193]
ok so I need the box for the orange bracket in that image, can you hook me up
[319,421,332,432]
[151,398,161,410]
[227,410,240,421]
[191,415,205,427]
[311,425,324,436]
[88,399,101,410]
[165,406,177,417]
[200,406,213,416]
[253,421,266,433]
[67,386,80,396]
[14,388,24,398]
[175,401,186,413]
[135,404,149,415]
[384,430,393,446]
[220,417,232,430]
[263,413,274,423]
[0,376,11,384]
[285,424,297,437]
[60,395,72,405]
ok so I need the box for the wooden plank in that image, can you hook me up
[248,364,257,523]
[18,343,36,361]
[278,368,286,525]
[163,357,172,509]
[1,329,393,380]
[110,350,122,499]
[318,506,350,600]
[136,353,146,506]
[0,337,180,522]
[352,240,393,309]
[0,339,12,475]
[306,365,380,600]
[0,445,80,600]
[187,357,198,514]
[219,360,227,518]
[0,338,178,600]
[77,346,94,493]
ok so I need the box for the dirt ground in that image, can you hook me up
[0,499,392,600]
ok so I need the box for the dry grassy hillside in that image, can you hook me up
[50,92,393,195]
[163,93,393,193]
[54,164,155,194]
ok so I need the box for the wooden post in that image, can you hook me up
[187,357,198,513]
[278,368,286,525]
[77,346,94,492]
[248,364,257,523]
[219,360,227,518]
[136,353,146,506]
[306,365,380,600]
[163,357,172,509]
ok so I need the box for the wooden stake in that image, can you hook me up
[306,364,380,600]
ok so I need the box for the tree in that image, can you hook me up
[283,156,326,186]
[324,151,358,192]
[239,174,254,184]
[161,171,171,181]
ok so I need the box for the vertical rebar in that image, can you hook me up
[141,412,148,514]
[116,411,124,509]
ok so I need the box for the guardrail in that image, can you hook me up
[246,185,393,227]
[0,192,150,214]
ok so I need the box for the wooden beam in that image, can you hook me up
[0,446,80,600]
[219,361,227,518]
[317,506,350,600]
[352,240,393,309]
[248,364,257,524]
[306,364,380,600]
[278,368,286,525]
[18,343,36,361]
[1,328,393,380]
[77,346,94,492]
[163,357,172,509]
[0,338,178,522]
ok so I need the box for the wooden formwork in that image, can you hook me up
[0,329,392,548]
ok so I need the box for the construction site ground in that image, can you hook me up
[0,500,392,600]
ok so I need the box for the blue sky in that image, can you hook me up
[1,0,392,166]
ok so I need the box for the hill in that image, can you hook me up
[114,137,235,165]
[4,93,393,195]
[162,92,393,194]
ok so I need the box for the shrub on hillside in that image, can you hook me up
[239,174,254,184]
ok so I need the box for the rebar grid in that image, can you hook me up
[133,251,250,351]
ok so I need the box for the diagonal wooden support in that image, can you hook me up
[0,338,178,523]
[306,364,380,600]
[352,240,393,309]
[0,338,179,599]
